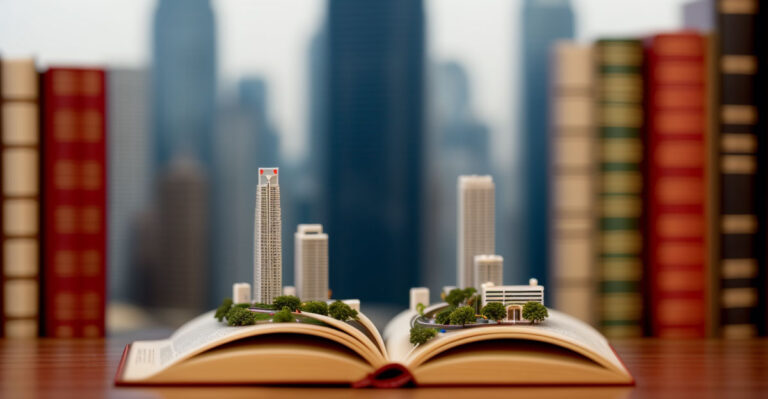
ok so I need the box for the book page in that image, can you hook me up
[393,307,626,374]
[120,311,384,381]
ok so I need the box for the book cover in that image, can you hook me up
[42,67,107,338]
[645,32,710,338]
[549,41,598,326]
[595,39,645,338]
[716,0,763,338]
[0,58,42,338]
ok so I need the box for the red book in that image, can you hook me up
[645,33,709,338]
[42,68,107,338]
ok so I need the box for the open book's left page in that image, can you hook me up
[119,310,388,383]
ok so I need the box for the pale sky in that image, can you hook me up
[0,0,691,163]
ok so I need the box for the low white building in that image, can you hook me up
[410,287,430,312]
[233,282,252,304]
[481,279,544,322]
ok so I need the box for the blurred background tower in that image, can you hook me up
[324,0,425,305]
[458,175,495,289]
[519,0,575,294]
[423,61,492,300]
[151,0,216,174]
[254,168,282,304]
[474,255,503,288]
[294,224,329,301]
[107,68,150,304]
[138,157,209,323]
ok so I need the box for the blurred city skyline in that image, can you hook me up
[0,0,690,164]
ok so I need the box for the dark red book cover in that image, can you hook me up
[645,33,709,338]
[42,68,106,338]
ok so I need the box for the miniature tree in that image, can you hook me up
[522,302,548,324]
[301,301,329,316]
[409,326,437,346]
[445,288,467,307]
[481,302,506,322]
[272,295,301,311]
[215,298,233,322]
[434,307,453,325]
[329,300,359,321]
[227,306,257,326]
[415,302,426,317]
[225,303,251,321]
[449,306,477,326]
[272,307,295,323]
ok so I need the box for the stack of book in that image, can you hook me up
[0,61,107,338]
[548,0,767,339]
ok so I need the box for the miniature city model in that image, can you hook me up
[215,166,361,326]
[409,175,549,345]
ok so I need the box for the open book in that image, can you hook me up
[115,306,633,387]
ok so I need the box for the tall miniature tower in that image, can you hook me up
[458,175,495,288]
[254,167,282,304]
[474,255,503,289]
[294,224,329,301]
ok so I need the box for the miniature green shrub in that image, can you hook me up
[415,302,426,317]
[328,300,358,321]
[273,295,301,311]
[214,298,233,322]
[300,301,329,316]
[449,306,476,326]
[409,326,437,346]
[227,306,257,326]
[434,307,453,325]
[272,307,295,323]
[225,303,250,321]
[522,302,548,324]
[445,288,466,307]
[481,302,506,322]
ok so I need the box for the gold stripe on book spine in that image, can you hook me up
[719,0,757,14]
[721,105,757,125]
[721,214,757,234]
[721,55,757,74]
[721,259,758,279]
[721,134,757,152]
[721,154,756,174]
[721,287,758,308]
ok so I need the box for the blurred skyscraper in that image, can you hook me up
[107,68,150,303]
[519,0,574,292]
[148,0,216,308]
[136,157,209,321]
[307,28,328,224]
[239,79,280,167]
[151,0,216,173]
[423,62,491,298]
[324,0,425,305]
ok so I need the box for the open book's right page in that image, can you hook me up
[384,307,630,382]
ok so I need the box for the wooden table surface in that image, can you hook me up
[1,338,766,399]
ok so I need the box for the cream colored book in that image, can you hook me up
[115,306,633,387]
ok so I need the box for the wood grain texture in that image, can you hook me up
[0,338,767,398]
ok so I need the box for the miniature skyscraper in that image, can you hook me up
[294,224,329,301]
[474,255,503,289]
[458,175,495,288]
[254,168,282,304]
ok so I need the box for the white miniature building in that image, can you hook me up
[481,278,544,322]
[282,285,296,296]
[254,167,282,304]
[473,255,503,289]
[232,282,252,304]
[458,175,495,289]
[294,224,329,301]
[410,287,430,312]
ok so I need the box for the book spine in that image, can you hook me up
[42,68,83,338]
[716,0,763,338]
[77,69,106,338]
[0,59,42,338]
[596,39,645,338]
[645,33,709,338]
[549,41,597,325]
